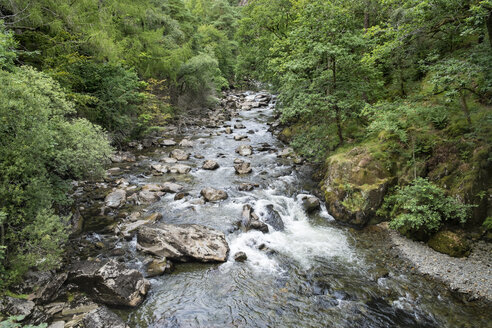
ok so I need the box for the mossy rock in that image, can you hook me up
[279,127,293,143]
[428,230,470,258]
[321,146,394,228]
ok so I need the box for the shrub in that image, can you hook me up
[0,316,46,328]
[0,66,112,286]
[380,178,472,238]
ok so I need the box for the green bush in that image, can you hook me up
[60,60,145,143]
[0,316,46,328]
[0,23,17,71]
[380,178,472,238]
[0,66,112,286]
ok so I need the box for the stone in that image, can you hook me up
[238,183,255,191]
[145,258,173,277]
[160,157,178,164]
[200,187,228,202]
[233,158,244,164]
[82,306,129,328]
[138,185,164,204]
[170,164,192,174]
[0,296,35,317]
[202,160,220,170]
[110,151,136,163]
[241,204,269,233]
[31,272,68,304]
[428,230,471,257]
[264,205,284,231]
[234,252,247,262]
[119,213,162,240]
[104,189,126,208]
[174,192,187,201]
[161,139,177,146]
[162,182,183,193]
[234,135,248,141]
[137,223,229,262]
[68,260,150,307]
[171,149,190,161]
[236,145,253,156]
[302,196,321,213]
[224,127,232,134]
[278,147,295,158]
[321,147,393,228]
[234,123,246,129]
[195,154,205,159]
[234,162,252,174]
[249,220,269,233]
[179,139,194,147]
[151,164,169,173]
[48,321,65,328]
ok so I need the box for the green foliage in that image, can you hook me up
[0,22,17,71]
[1,0,240,139]
[483,217,492,230]
[59,60,145,142]
[0,66,112,286]
[0,316,47,328]
[381,178,472,238]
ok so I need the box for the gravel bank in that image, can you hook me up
[380,223,492,302]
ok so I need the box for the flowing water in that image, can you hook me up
[102,92,490,327]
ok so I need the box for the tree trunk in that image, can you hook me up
[332,57,344,145]
[335,105,344,145]
[459,90,472,125]
[364,1,370,32]
[487,11,492,48]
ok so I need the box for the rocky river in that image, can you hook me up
[2,91,491,328]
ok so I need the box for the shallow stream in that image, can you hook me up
[94,92,490,327]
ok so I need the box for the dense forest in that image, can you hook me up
[236,0,491,241]
[0,0,491,326]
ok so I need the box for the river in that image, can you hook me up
[88,91,490,327]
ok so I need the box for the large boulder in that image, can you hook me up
[31,272,68,304]
[201,187,228,202]
[171,149,190,161]
[0,296,35,317]
[428,230,471,257]
[321,147,393,228]
[68,260,150,307]
[264,205,284,231]
[104,189,126,208]
[136,223,229,262]
[236,145,253,156]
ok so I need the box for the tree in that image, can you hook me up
[0,66,112,286]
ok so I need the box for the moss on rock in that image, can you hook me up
[428,230,470,257]
[321,145,394,228]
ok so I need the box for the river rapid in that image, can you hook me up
[85,91,490,327]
